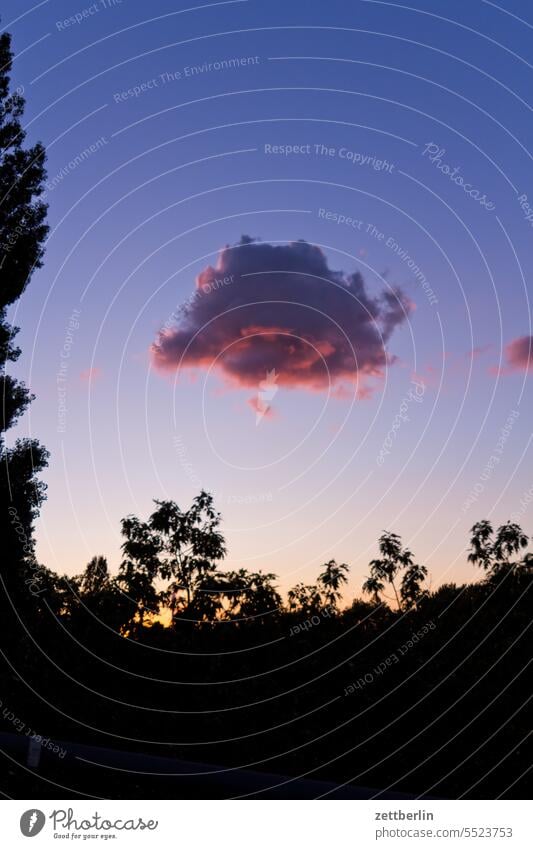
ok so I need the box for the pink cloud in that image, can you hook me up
[489,336,533,376]
[151,237,413,397]
[80,367,102,383]
[411,364,439,388]
[467,345,492,360]
[505,336,533,372]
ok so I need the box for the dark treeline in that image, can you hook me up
[0,31,531,800]
[7,488,533,798]
[2,490,533,799]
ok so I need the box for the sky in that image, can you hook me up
[5,0,533,598]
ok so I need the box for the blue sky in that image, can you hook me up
[5,0,533,595]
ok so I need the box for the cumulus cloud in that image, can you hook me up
[151,237,413,395]
[504,336,533,372]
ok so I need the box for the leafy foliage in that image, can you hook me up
[0,32,49,598]
[468,520,530,580]
[362,531,427,610]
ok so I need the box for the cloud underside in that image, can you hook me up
[151,237,413,395]
[505,336,533,372]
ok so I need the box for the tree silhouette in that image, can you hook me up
[287,582,323,616]
[0,25,532,805]
[68,555,132,632]
[80,555,109,595]
[317,559,349,610]
[120,490,226,625]
[363,531,427,610]
[118,512,161,628]
[287,561,349,615]
[467,519,494,572]
[468,519,529,579]
[2,482,533,800]
[0,32,49,605]
[223,569,282,621]
[400,561,429,610]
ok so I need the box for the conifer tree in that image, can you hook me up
[0,32,49,601]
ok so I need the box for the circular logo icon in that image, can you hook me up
[20,809,46,837]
